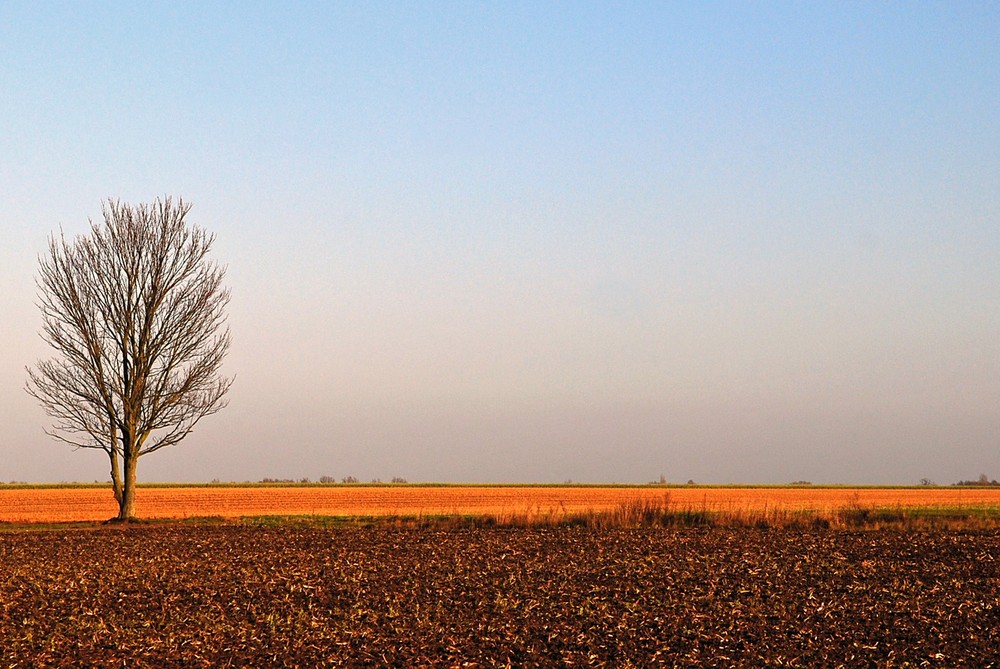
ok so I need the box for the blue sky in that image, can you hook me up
[1,2,997,484]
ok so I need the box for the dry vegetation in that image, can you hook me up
[1,523,998,667]
[3,485,1000,525]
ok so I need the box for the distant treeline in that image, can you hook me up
[258,477,408,484]
[954,475,1000,487]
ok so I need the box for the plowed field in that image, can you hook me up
[1,525,998,667]
[2,485,1000,524]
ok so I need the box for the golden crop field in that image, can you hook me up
[3,485,1000,524]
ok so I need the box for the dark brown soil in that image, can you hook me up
[1,525,997,667]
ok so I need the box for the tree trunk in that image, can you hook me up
[117,451,138,521]
[109,448,123,507]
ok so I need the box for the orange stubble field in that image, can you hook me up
[3,485,1000,524]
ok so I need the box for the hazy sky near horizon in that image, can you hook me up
[1,2,997,485]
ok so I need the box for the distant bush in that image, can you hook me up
[341,476,359,484]
[391,477,408,484]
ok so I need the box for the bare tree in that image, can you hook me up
[26,198,232,521]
